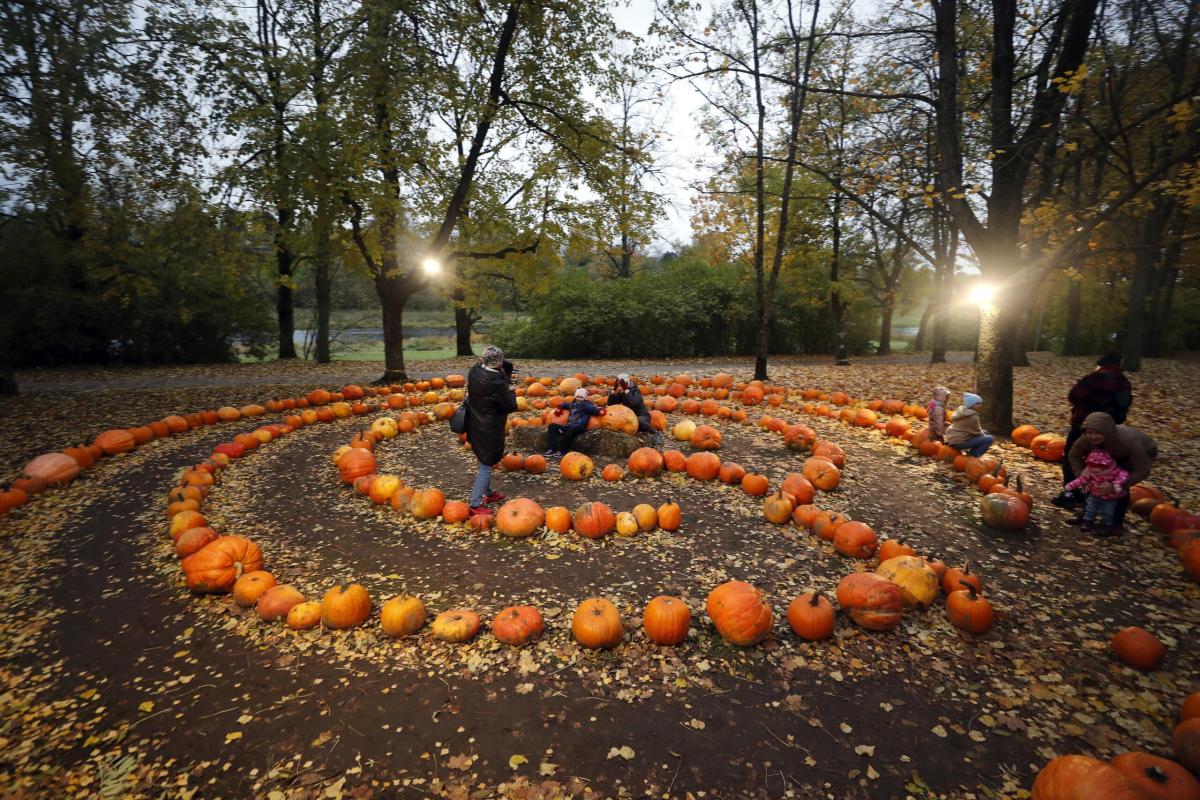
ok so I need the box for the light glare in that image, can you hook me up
[421,257,441,276]
[969,283,996,307]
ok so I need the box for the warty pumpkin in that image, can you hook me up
[706,580,773,646]
[181,536,264,593]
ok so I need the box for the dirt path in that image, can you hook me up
[1,362,1197,799]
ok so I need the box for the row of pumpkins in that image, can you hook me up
[0,379,477,518]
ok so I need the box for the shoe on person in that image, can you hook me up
[1092,524,1118,538]
[1065,516,1086,526]
[543,449,555,456]
[1051,492,1081,509]
[652,433,663,447]
[469,505,491,516]
[550,451,565,459]
[1079,519,1094,532]
[484,491,507,504]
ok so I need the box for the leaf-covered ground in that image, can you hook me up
[1,352,1197,799]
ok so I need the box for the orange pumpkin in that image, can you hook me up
[642,596,690,645]
[337,449,376,483]
[1111,626,1167,670]
[573,501,615,539]
[321,584,372,629]
[657,501,681,531]
[946,583,994,634]
[763,491,795,525]
[1030,433,1067,462]
[662,449,687,472]
[559,452,595,481]
[942,564,982,595]
[22,452,81,486]
[409,488,447,520]
[792,504,822,530]
[780,473,815,505]
[380,595,426,637]
[431,609,481,642]
[544,505,572,533]
[802,457,841,491]
[1031,755,1141,800]
[495,498,545,537]
[786,592,835,641]
[1011,424,1040,447]
[1175,718,1200,775]
[232,570,276,607]
[523,454,547,474]
[718,461,746,485]
[1183,692,1200,722]
[601,463,625,481]
[832,521,878,559]
[741,473,769,496]
[812,511,849,541]
[286,601,323,630]
[492,605,543,646]
[1109,751,1200,799]
[877,539,915,561]
[256,585,306,621]
[500,452,525,471]
[836,573,903,631]
[689,424,722,450]
[685,451,721,481]
[705,580,773,646]
[180,536,264,593]
[812,442,845,467]
[174,526,217,558]
[572,598,623,649]
[441,501,470,524]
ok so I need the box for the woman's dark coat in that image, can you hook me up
[466,363,517,466]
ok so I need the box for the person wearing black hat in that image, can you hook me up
[1051,353,1133,509]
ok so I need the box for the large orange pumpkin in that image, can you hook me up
[380,595,426,637]
[256,585,306,622]
[409,488,447,519]
[94,429,136,455]
[780,473,815,505]
[689,424,722,450]
[742,473,769,496]
[705,580,773,646]
[1030,433,1067,462]
[233,570,276,607]
[560,452,594,481]
[802,457,841,491]
[337,449,376,483]
[980,493,1030,530]
[601,405,639,435]
[1109,751,1200,799]
[1175,718,1200,775]
[492,605,543,646]
[642,596,690,645]
[573,501,615,538]
[496,498,545,537]
[685,451,721,481]
[321,584,371,629]
[627,447,664,477]
[1011,424,1040,447]
[786,592,835,641]
[1111,626,1167,670]
[832,521,878,559]
[1031,755,1141,800]
[657,501,682,531]
[180,536,264,593]
[544,505,572,533]
[22,452,81,486]
[572,598,623,649]
[836,573,903,631]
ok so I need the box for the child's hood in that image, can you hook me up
[953,406,979,418]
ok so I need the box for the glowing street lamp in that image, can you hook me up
[421,256,442,276]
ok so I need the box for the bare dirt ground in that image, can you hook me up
[1,353,1197,799]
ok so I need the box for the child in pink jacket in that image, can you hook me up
[1063,449,1129,535]
[926,386,950,441]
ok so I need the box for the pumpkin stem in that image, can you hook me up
[1016,474,1024,494]
[1142,765,1168,783]
[809,592,822,607]
[959,579,978,600]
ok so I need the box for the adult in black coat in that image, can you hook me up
[466,346,517,512]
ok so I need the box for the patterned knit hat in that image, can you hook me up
[1085,449,1115,468]
[574,388,588,400]
[481,346,504,369]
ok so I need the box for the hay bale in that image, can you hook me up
[508,426,653,458]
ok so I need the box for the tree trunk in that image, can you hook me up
[314,211,332,363]
[619,232,632,279]
[878,302,893,355]
[830,191,849,365]
[1122,201,1172,371]
[973,289,1017,433]
[1011,297,1030,367]
[1062,279,1082,355]
[1145,229,1182,358]
[931,242,953,364]
[455,305,475,357]
[376,271,412,383]
[913,301,933,352]
[276,204,297,359]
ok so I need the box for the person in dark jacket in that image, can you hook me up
[1064,412,1157,535]
[607,373,662,446]
[545,388,602,457]
[466,346,517,514]
[1052,353,1133,508]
